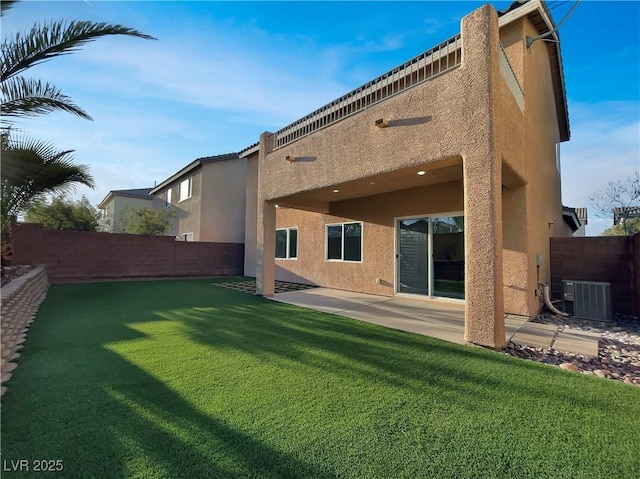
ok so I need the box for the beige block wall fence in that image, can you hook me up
[1,266,50,396]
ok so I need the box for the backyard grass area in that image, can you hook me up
[2,278,639,479]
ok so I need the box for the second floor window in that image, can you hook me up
[179,178,192,202]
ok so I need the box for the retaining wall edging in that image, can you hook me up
[1,265,50,396]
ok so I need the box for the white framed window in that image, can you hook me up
[166,188,172,206]
[183,232,194,241]
[275,227,297,259]
[326,222,362,262]
[555,140,561,174]
[179,178,192,202]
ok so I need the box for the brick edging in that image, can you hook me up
[1,265,50,396]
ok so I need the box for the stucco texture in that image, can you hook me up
[251,2,571,349]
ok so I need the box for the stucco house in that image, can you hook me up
[98,187,154,233]
[241,0,576,350]
[150,153,247,242]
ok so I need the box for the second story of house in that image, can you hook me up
[251,0,569,212]
[98,187,153,232]
[150,153,247,242]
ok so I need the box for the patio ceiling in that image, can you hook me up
[275,156,463,212]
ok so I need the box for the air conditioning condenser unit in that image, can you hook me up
[561,280,612,322]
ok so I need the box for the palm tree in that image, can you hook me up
[1,0,154,123]
[0,0,154,263]
[1,133,94,236]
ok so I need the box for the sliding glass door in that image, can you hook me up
[397,218,429,295]
[396,215,464,299]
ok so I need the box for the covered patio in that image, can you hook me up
[270,287,528,346]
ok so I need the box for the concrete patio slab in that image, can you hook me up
[505,314,529,342]
[553,330,600,358]
[269,287,602,357]
[272,288,467,343]
[505,322,559,350]
[271,288,394,314]
[339,300,467,345]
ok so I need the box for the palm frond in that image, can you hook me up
[1,76,92,121]
[2,20,156,82]
[1,1,18,17]
[1,133,94,221]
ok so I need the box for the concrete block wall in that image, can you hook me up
[1,266,50,396]
[550,236,638,317]
[11,223,244,283]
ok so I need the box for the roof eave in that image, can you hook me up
[562,206,581,232]
[97,192,113,210]
[150,161,201,195]
[239,143,259,158]
[498,0,570,142]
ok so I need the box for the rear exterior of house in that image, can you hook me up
[246,1,574,349]
[151,153,247,242]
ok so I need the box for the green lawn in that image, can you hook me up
[2,278,639,479]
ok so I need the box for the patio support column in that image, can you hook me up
[256,131,276,296]
[461,4,505,349]
[256,200,276,296]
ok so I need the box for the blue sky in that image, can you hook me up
[4,0,639,235]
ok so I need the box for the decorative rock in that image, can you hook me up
[504,312,640,387]
[559,362,579,371]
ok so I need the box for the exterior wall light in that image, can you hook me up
[285,155,296,162]
[417,170,426,176]
[375,118,388,128]
[332,189,340,193]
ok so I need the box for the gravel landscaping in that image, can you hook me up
[505,312,640,386]
[1,265,33,287]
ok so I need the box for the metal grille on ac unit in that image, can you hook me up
[561,280,612,322]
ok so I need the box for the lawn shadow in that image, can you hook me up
[3,278,638,479]
[161,285,635,415]
[1,279,340,479]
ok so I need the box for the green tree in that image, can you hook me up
[25,195,99,231]
[116,205,176,236]
[590,172,640,236]
[600,217,640,237]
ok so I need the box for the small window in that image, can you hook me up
[179,178,192,202]
[166,188,172,206]
[326,222,362,262]
[275,227,297,259]
[183,232,194,241]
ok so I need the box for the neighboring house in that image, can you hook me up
[562,206,582,237]
[150,153,247,242]
[613,206,640,226]
[572,207,588,236]
[98,187,153,232]
[242,0,575,350]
